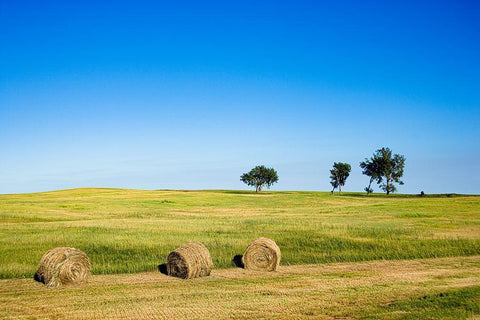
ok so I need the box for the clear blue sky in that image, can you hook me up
[1,0,479,194]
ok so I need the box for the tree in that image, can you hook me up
[329,162,351,195]
[359,157,382,195]
[361,147,405,195]
[240,165,278,192]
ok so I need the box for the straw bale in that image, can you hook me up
[166,242,213,279]
[35,247,90,288]
[242,237,281,271]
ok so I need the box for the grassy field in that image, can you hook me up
[0,256,478,319]
[0,188,479,319]
[0,188,479,278]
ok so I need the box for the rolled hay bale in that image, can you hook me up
[166,242,213,279]
[242,237,281,271]
[35,247,91,288]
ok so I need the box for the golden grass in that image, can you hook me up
[0,256,478,319]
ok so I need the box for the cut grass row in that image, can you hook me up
[0,188,479,278]
[1,256,478,319]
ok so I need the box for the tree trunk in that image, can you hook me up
[336,173,341,195]
[367,177,373,194]
[386,178,390,195]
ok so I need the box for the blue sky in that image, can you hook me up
[1,0,479,194]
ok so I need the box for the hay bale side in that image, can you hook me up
[35,247,91,288]
[166,242,213,279]
[242,237,281,271]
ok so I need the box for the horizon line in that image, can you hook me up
[1,187,477,196]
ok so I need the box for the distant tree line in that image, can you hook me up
[240,147,405,194]
[329,147,405,195]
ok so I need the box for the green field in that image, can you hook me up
[1,188,479,278]
[1,188,480,319]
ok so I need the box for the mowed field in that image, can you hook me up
[0,188,479,319]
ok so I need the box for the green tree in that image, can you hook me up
[361,147,406,195]
[359,157,382,194]
[240,165,279,192]
[329,162,351,195]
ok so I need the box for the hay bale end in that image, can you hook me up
[242,237,281,271]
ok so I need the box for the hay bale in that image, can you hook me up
[166,242,213,279]
[35,247,91,288]
[242,237,281,271]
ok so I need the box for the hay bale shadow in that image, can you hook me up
[232,255,244,268]
[157,263,168,275]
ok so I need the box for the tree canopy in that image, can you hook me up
[360,147,405,195]
[330,162,351,195]
[240,165,279,192]
[359,157,382,194]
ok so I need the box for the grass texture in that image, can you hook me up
[0,188,479,278]
[0,256,478,319]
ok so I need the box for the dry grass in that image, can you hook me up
[0,256,478,319]
[166,242,213,279]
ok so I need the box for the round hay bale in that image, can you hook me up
[35,247,91,288]
[242,237,281,271]
[166,242,213,279]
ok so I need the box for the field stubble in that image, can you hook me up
[0,256,478,319]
